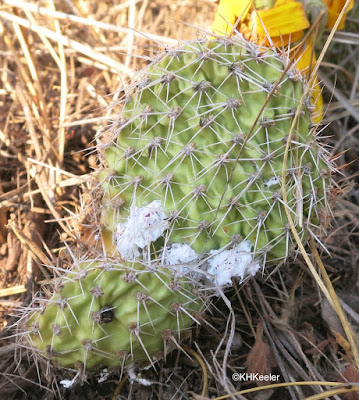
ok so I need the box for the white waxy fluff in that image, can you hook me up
[206,240,260,286]
[163,243,199,265]
[127,366,154,386]
[162,243,200,277]
[264,176,281,187]
[97,369,110,383]
[60,379,75,389]
[116,200,169,259]
[115,200,260,286]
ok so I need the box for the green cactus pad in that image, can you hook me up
[100,37,332,264]
[27,260,202,370]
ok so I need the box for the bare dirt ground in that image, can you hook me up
[0,1,359,399]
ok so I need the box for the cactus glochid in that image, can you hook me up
[23,36,335,375]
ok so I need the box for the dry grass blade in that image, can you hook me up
[0,286,26,298]
[319,74,359,122]
[45,0,67,165]
[183,345,209,397]
[3,0,178,46]
[11,16,50,135]
[111,375,128,400]
[0,174,90,208]
[281,0,359,370]
[330,30,359,44]
[210,381,359,400]
[0,10,134,76]
[310,238,359,368]
[7,215,51,278]
[301,384,359,400]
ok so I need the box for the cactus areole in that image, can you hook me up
[27,36,334,373]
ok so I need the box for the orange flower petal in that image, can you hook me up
[323,0,353,14]
[323,0,354,29]
[295,44,323,123]
[255,1,310,39]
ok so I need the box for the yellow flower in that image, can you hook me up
[324,0,354,29]
[211,0,353,123]
[212,0,311,46]
[212,0,250,36]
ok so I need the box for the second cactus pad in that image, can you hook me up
[27,260,202,370]
[100,37,332,264]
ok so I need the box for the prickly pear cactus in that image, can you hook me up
[24,35,334,375]
[27,259,203,371]
[99,36,332,272]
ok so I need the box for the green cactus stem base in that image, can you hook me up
[26,259,203,371]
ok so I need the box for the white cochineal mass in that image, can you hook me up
[115,200,169,258]
[162,242,200,278]
[115,200,260,286]
[207,241,261,286]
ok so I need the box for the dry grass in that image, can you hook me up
[0,0,359,399]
